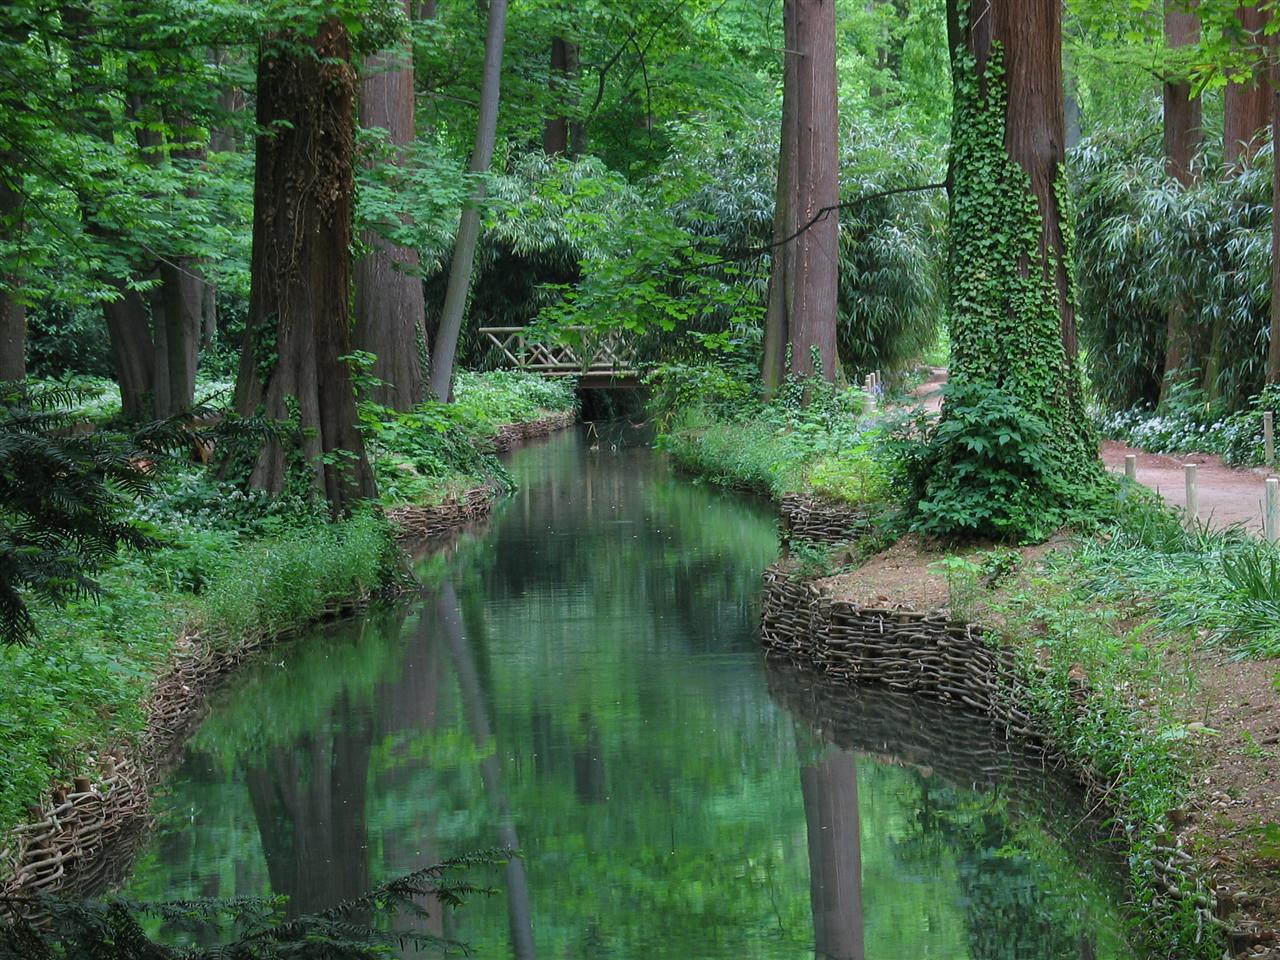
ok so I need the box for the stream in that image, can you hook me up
[123,425,1134,958]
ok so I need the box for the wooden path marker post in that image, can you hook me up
[1265,411,1274,468]
[1267,478,1280,545]
[1183,464,1198,531]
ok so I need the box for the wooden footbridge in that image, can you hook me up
[478,327,641,388]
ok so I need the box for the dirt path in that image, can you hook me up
[1100,441,1273,534]
[906,368,1275,533]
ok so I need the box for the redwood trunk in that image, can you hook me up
[234,19,377,512]
[356,0,425,411]
[543,38,580,155]
[1160,1,1201,402]
[788,0,840,381]
[762,1,800,393]
[0,171,24,383]
[1224,6,1270,170]
[961,0,1077,366]
[762,0,840,387]
[1270,34,1280,383]
[428,0,509,402]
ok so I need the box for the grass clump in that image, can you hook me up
[1068,495,1280,659]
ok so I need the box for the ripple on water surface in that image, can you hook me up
[124,426,1135,959]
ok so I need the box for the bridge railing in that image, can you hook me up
[478,326,637,378]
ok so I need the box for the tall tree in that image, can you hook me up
[0,173,23,384]
[428,0,509,403]
[543,37,582,156]
[1270,28,1280,383]
[1160,0,1202,402]
[355,0,426,411]
[933,0,1098,532]
[232,16,376,512]
[761,0,841,391]
[1223,4,1270,170]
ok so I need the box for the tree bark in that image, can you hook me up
[428,0,508,402]
[800,750,865,960]
[355,0,425,411]
[233,18,377,512]
[0,171,24,383]
[1270,32,1280,384]
[1160,1,1201,404]
[103,283,156,420]
[762,0,841,387]
[762,1,800,393]
[1224,5,1270,171]
[1163,3,1201,185]
[543,38,581,155]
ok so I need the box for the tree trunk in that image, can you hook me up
[1160,1,1201,404]
[800,750,865,960]
[762,0,841,388]
[428,0,509,403]
[355,0,425,411]
[0,171,24,383]
[762,1,800,394]
[103,283,156,420]
[945,0,1096,477]
[233,18,377,513]
[1224,5,1270,171]
[158,260,202,413]
[544,38,581,155]
[1270,33,1280,384]
[788,0,840,381]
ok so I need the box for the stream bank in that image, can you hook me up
[0,408,578,899]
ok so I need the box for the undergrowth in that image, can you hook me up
[656,373,889,507]
[0,510,396,838]
[992,570,1211,958]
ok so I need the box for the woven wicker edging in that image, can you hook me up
[761,560,1256,955]
[492,409,576,453]
[0,411,579,902]
[778,493,875,547]
[0,589,374,902]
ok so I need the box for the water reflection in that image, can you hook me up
[124,428,1135,958]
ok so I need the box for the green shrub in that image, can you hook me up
[903,381,1101,542]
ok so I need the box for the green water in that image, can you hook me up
[124,426,1133,959]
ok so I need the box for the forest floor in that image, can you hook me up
[910,368,1274,533]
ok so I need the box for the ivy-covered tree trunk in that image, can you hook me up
[762,0,841,388]
[1159,0,1201,405]
[428,0,508,403]
[232,18,377,513]
[935,0,1098,535]
[355,0,425,412]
